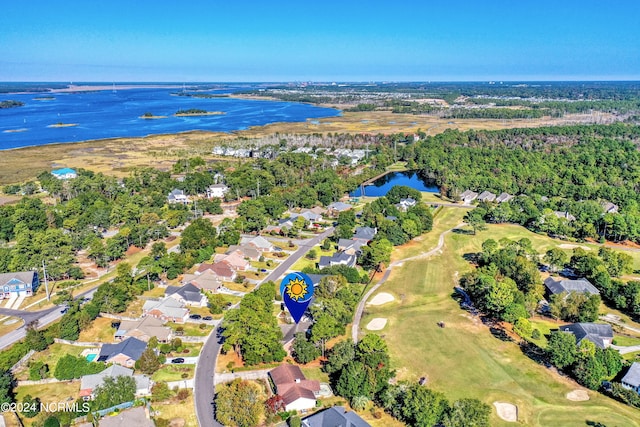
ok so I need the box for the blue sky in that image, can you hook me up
[1,0,639,82]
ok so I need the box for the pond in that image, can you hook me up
[350,171,439,197]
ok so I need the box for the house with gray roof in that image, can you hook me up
[496,192,514,203]
[79,365,151,400]
[554,211,576,222]
[302,406,371,427]
[167,189,190,205]
[166,283,207,307]
[181,270,221,292]
[459,190,479,204]
[326,202,353,216]
[558,323,614,349]
[622,362,640,393]
[544,277,599,298]
[477,191,497,203]
[353,226,377,242]
[114,316,172,343]
[602,201,619,214]
[0,271,39,299]
[396,197,417,212]
[240,235,274,252]
[96,406,155,427]
[97,337,147,368]
[319,252,357,269]
[142,297,189,323]
[338,238,366,256]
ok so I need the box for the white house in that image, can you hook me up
[167,189,190,205]
[206,184,229,199]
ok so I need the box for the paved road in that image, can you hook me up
[194,227,334,427]
[0,286,100,351]
[351,224,464,342]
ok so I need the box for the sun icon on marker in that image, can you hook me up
[285,277,308,301]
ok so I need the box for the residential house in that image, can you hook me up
[214,251,250,271]
[240,235,274,252]
[318,252,357,269]
[396,197,417,212]
[558,323,613,349]
[181,270,221,292]
[602,201,619,214]
[554,211,576,222]
[142,297,189,323]
[165,283,207,307]
[114,316,172,343]
[496,192,514,203]
[97,337,147,368]
[95,406,155,427]
[622,363,640,394]
[226,245,261,261]
[198,262,237,282]
[338,239,366,256]
[477,191,497,203]
[326,202,353,217]
[302,406,371,427]
[353,226,377,242]
[544,277,600,298]
[459,190,479,204]
[79,365,152,401]
[167,189,190,205]
[0,271,39,299]
[269,364,320,412]
[51,167,77,180]
[206,184,229,199]
[291,209,323,223]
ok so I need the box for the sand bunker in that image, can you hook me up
[566,389,589,401]
[493,402,518,422]
[558,244,591,251]
[368,292,395,306]
[366,318,388,330]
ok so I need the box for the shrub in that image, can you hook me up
[532,329,541,339]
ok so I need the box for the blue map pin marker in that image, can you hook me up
[280,272,314,323]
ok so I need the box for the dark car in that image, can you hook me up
[171,358,185,364]
[189,314,201,320]
[202,316,213,321]
[273,246,283,252]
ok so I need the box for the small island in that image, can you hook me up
[174,108,225,117]
[47,122,78,128]
[139,112,167,119]
[0,100,24,109]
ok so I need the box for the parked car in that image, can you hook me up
[60,307,69,314]
[189,314,202,320]
[202,316,213,321]
[274,246,283,252]
[260,268,268,272]
[171,358,185,364]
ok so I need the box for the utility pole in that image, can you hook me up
[41,260,50,301]
[257,178,261,198]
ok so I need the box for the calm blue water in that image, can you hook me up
[350,171,439,197]
[0,87,340,149]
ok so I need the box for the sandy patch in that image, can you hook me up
[366,318,388,331]
[566,389,589,401]
[493,402,518,422]
[368,292,395,306]
[558,244,591,251]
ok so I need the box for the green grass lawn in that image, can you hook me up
[167,343,203,358]
[152,364,195,382]
[168,322,213,337]
[15,343,93,380]
[291,246,336,271]
[613,335,640,347]
[362,209,640,427]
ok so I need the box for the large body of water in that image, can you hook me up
[350,171,439,197]
[0,87,340,150]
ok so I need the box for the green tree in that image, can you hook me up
[0,370,14,405]
[21,394,41,418]
[135,347,162,375]
[513,318,533,338]
[324,339,356,374]
[91,375,136,410]
[25,322,48,351]
[180,218,218,252]
[401,383,449,427]
[543,248,568,272]
[215,379,263,427]
[58,314,80,341]
[443,398,491,427]
[359,238,393,271]
[208,293,227,315]
[292,333,321,364]
[464,209,487,235]
[547,331,577,369]
[151,382,172,402]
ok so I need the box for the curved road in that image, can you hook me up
[194,227,334,427]
[351,223,464,342]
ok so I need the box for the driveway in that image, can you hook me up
[167,356,199,365]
